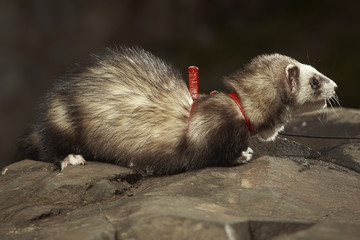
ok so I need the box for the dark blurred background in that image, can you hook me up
[1,0,359,168]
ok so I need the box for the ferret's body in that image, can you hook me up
[21,47,337,175]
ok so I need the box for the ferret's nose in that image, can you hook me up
[333,82,338,91]
[329,79,338,91]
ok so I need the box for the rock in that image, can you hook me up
[284,108,360,151]
[249,137,321,161]
[283,108,360,173]
[1,108,360,239]
[274,222,360,240]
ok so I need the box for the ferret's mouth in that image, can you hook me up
[307,94,340,112]
[297,99,327,113]
[314,99,327,109]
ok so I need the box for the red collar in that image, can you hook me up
[228,92,254,134]
[188,66,254,135]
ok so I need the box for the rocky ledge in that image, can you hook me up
[1,108,360,240]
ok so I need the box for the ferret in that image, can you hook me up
[20,47,338,175]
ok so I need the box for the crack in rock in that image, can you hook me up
[30,208,66,222]
[248,220,314,240]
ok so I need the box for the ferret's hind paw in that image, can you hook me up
[238,147,254,164]
[61,154,86,170]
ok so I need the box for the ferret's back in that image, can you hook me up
[45,47,193,169]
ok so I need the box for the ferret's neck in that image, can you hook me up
[233,88,291,139]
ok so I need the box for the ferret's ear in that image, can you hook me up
[285,64,299,92]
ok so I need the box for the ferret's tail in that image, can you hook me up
[18,125,41,160]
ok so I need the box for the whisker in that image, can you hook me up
[333,94,341,108]
[316,109,326,127]
[329,94,341,109]
[307,51,312,65]
[329,98,335,106]
[316,114,326,127]
[328,98,340,119]
[331,98,338,107]
[323,107,328,122]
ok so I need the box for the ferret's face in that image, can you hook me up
[286,63,338,113]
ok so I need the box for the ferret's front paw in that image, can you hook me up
[61,154,86,170]
[238,147,254,164]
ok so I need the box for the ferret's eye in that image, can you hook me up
[311,77,319,87]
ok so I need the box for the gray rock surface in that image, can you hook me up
[1,108,360,240]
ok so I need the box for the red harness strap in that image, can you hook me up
[228,92,254,134]
[188,66,254,134]
[188,66,199,100]
[188,66,199,120]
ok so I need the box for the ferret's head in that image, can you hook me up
[285,61,338,113]
[224,54,338,113]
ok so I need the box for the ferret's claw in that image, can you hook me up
[238,147,254,164]
[61,154,86,170]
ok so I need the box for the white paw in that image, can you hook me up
[238,147,254,164]
[61,154,86,170]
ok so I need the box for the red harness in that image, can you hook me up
[188,66,254,135]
